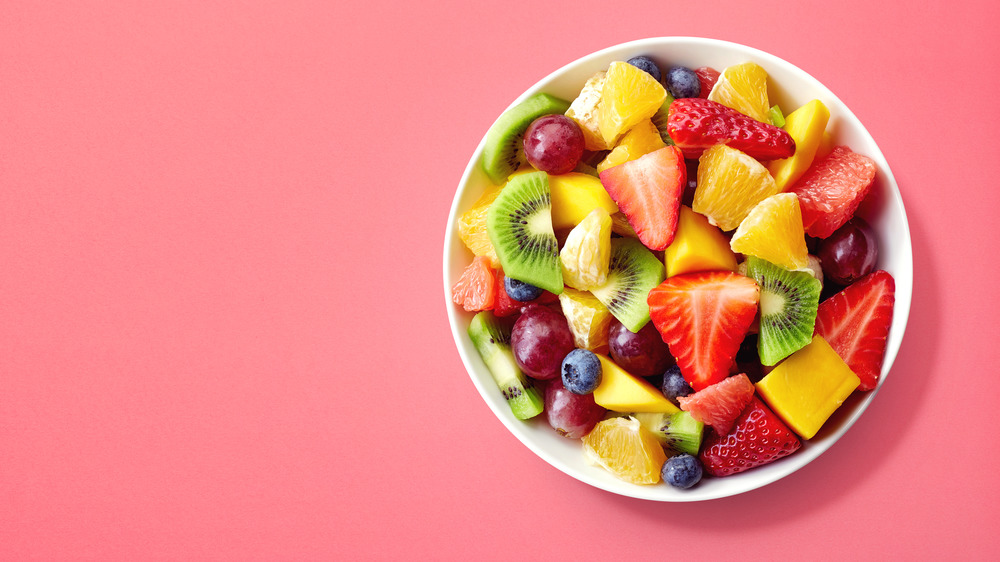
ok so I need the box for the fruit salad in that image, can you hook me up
[451,54,895,489]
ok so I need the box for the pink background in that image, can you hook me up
[2,1,998,559]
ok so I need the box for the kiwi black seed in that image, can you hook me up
[467,311,543,420]
[486,171,563,295]
[745,256,822,366]
[633,411,703,456]
[481,93,571,185]
[590,237,665,333]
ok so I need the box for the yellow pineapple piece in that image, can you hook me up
[767,100,831,191]
[693,144,781,232]
[558,287,613,352]
[755,336,861,439]
[457,184,503,266]
[596,119,666,173]
[560,208,612,290]
[730,193,810,270]
[592,355,679,414]
[548,172,619,230]
[582,416,668,485]
[664,206,738,277]
[598,61,668,146]
[708,62,771,123]
[566,71,611,151]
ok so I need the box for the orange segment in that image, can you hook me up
[596,119,666,173]
[581,416,668,485]
[560,208,612,290]
[598,61,668,146]
[566,71,611,151]
[730,192,810,270]
[457,184,503,266]
[693,144,781,232]
[708,62,771,123]
[558,287,613,352]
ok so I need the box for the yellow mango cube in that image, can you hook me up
[593,355,679,413]
[767,100,830,191]
[664,206,738,277]
[755,336,861,439]
[548,172,619,230]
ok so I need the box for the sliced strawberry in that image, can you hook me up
[598,146,685,251]
[494,270,558,317]
[814,270,895,391]
[694,66,720,99]
[700,396,801,477]
[677,373,755,436]
[451,256,498,312]
[667,97,795,160]
[647,271,759,391]
[789,145,877,239]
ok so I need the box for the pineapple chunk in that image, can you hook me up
[548,172,618,230]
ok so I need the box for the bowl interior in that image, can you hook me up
[444,37,912,501]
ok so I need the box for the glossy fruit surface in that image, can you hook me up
[699,396,801,477]
[729,192,810,270]
[523,114,585,175]
[667,98,795,160]
[665,65,700,99]
[817,217,879,285]
[581,416,668,484]
[626,55,662,83]
[661,453,703,489]
[707,62,771,123]
[608,319,674,378]
[596,119,665,173]
[598,61,668,146]
[660,365,693,404]
[559,207,612,290]
[504,276,543,302]
[789,145,877,238]
[451,255,497,312]
[694,66,720,99]
[545,377,606,438]
[557,287,613,351]
[678,373,755,436]
[457,184,502,266]
[693,144,781,232]
[560,348,603,394]
[510,304,575,380]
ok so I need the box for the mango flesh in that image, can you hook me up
[767,99,830,191]
[548,172,619,231]
[593,354,679,413]
[664,206,738,277]
[755,335,860,440]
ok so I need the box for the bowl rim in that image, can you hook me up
[443,36,913,501]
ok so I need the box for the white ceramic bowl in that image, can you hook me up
[443,37,912,501]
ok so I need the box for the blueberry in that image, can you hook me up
[504,277,543,302]
[560,349,602,395]
[665,66,700,99]
[661,453,703,489]
[626,56,662,83]
[661,365,693,405]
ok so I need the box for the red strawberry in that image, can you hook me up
[814,270,895,391]
[677,373,755,436]
[647,271,759,391]
[694,66,720,99]
[451,256,498,312]
[667,97,795,160]
[789,145,877,239]
[700,396,801,477]
[494,270,560,317]
[599,146,686,251]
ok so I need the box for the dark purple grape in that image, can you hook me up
[817,217,879,285]
[523,114,585,175]
[510,304,575,380]
[608,319,674,377]
[545,377,606,439]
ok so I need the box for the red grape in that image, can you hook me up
[608,319,674,377]
[545,378,606,439]
[523,114,585,175]
[511,304,575,380]
[817,217,879,285]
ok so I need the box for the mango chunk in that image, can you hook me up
[593,355,679,413]
[664,206,738,277]
[766,100,830,191]
[755,335,860,439]
[548,172,619,231]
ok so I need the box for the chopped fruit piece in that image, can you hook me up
[596,119,666,173]
[482,93,571,185]
[694,66,720,99]
[560,208,612,290]
[746,256,822,366]
[558,287,614,352]
[755,336,861,439]
[511,304,575,381]
[730,193,810,270]
[661,453,703,489]
[664,206,738,277]
[667,98,795,160]
[699,396,801,477]
[598,61,669,146]
[457,184,503,266]
[817,217,879,285]
[633,411,703,456]
[565,70,611,151]
[493,271,523,317]
[665,65,701,99]
[678,373,755,436]
[815,131,834,160]
[599,145,686,251]
[647,271,760,391]
[610,211,638,238]
[582,416,668,485]
[788,146,878,239]
[607,319,674,378]
[693,144,781,232]
[589,238,666,333]
[707,62,772,123]
[468,312,544,420]
[766,99,831,191]
[548,172,619,230]
[451,256,497,312]
[592,355,679,413]
[523,114,586,175]
[814,270,895,391]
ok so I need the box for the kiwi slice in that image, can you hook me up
[745,256,822,366]
[468,311,544,420]
[649,94,676,146]
[482,93,571,185]
[633,411,703,456]
[590,237,666,333]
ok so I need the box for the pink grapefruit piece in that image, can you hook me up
[677,372,755,435]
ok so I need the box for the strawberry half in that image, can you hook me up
[700,396,801,477]
[598,146,686,251]
[667,97,795,160]
[647,271,759,391]
[788,145,877,239]
[814,270,895,391]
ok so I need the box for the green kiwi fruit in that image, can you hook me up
[486,171,563,294]
[745,256,822,366]
[467,311,544,420]
[590,237,666,333]
[649,94,676,146]
[633,411,703,456]
[481,93,571,185]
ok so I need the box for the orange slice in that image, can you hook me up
[596,119,666,173]
[560,208,612,290]
[708,62,771,123]
[558,287,613,352]
[730,192,810,270]
[693,144,780,232]
[457,184,503,266]
[598,61,668,146]
[582,416,668,485]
